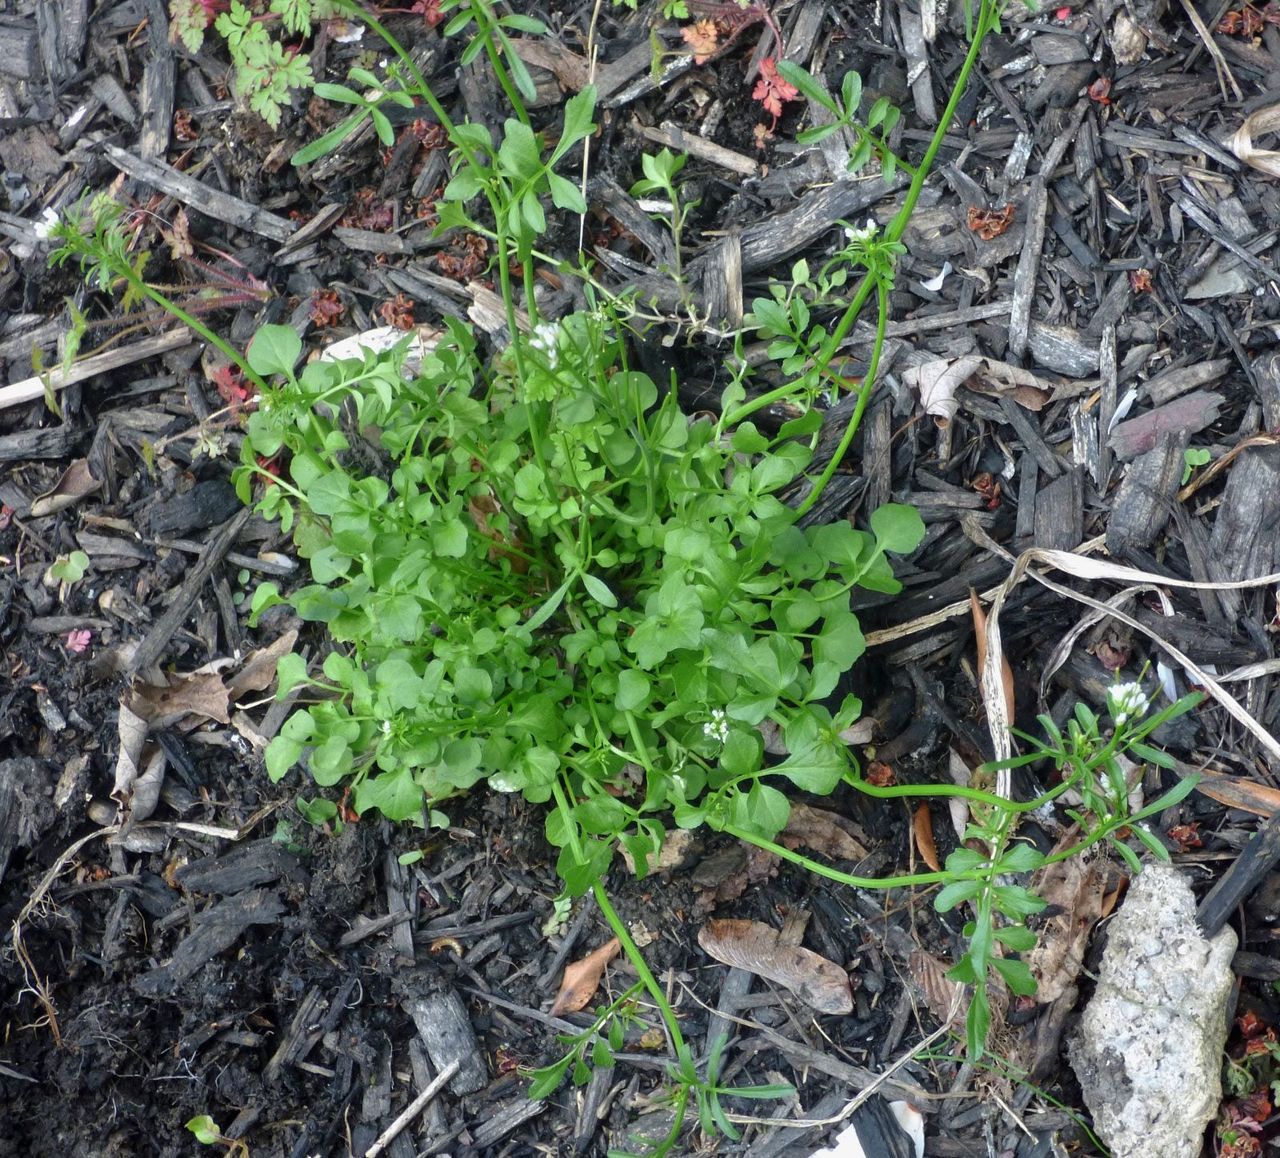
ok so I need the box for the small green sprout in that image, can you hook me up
[1182,446,1211,484]
[186,1114,248,1156]
[44,550,90,588]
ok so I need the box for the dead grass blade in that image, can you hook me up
[1229,103,1280,177]
[873,528,1280,778]
[970,588,1015,722]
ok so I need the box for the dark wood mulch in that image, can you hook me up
[2,0,1280,1155]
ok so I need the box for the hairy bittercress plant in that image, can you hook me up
[776,61,911,180]
[938,682,1202,1057]
[236,306,925,895]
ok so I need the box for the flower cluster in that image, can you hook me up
[843,218,877,244]
[703,707,730,744]
[528,321,559,369]
[33,207,60,241]
[1106,681,1150,727]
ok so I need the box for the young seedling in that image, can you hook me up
[43,550,90,589]
[186,1114,249,1157]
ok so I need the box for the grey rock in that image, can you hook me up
[1068,865,1235,1158]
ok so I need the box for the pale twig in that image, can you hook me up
[1176,0,1242,101]
[364,1059,461,1157]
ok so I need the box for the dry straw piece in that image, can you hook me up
[1230,104,1280,179]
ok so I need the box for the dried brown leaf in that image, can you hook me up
[779,803,869,861]
[111,699,167,832]
[908,949,964,1028]
[165,206,194,260]
[912,804,941,872]
[964,357,1054,411]
[681,18,720,63]
[225,629,300,700]
[618,827,695,875]
[1026,842,1108,1003]
[903,355,1053,423]
[129,672,230,728]
[901,356,975,422]
[550,937,620,1015]
[690,844,779,915]
[698,918,852,1014]
[1195,770,1280,817]
[29,459,102,518]
[967,203,1016,239]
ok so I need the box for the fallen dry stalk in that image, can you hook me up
[870,528,1280,796]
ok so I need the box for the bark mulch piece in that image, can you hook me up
[4,0,1280,1155]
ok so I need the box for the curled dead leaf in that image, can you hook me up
[129,672,230,729]
[964,357,1054,411]
[225,629,299,700]
[29,459,102,518]
[901,356,975,422]
[698,918,852,1014]
[780,803,869,862]
[111,700,167,833]
[912,803,941,872]
[551,937,621,1015]
[966,203,1016,239]
[902,355,1053,425]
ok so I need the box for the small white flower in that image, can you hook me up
[529,321,559,368]
[1106,680,1149,726]
[32,207,60,240]
[381,719,391,735]
[844,218,876,244]
[702,707,730,744]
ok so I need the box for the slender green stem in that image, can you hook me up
[336,2,459,135]
[794,280,888,515]
[729,0,1000,496]
[591,881,691,1145]
[722,824,953,889]
[475,14,530,126]
[150,292,263,389]
[887,0,999,244]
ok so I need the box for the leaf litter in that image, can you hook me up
[698,917,853,1015]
